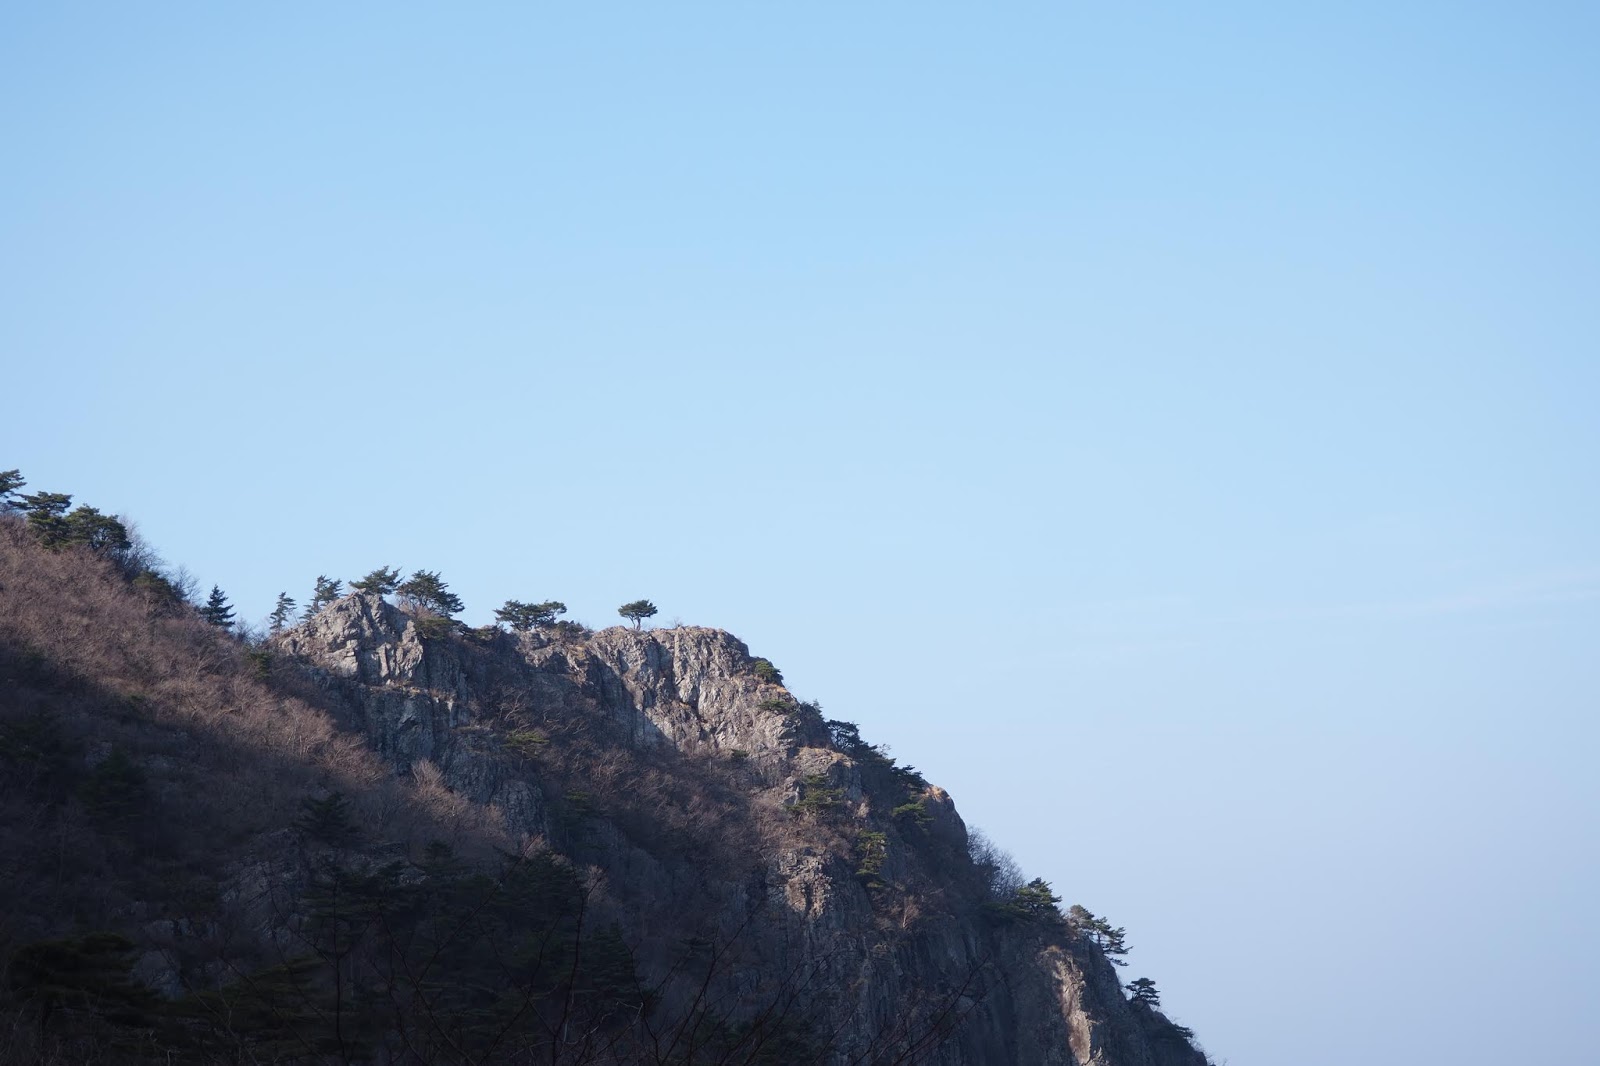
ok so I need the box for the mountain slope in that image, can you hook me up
[0,518,1211,1064]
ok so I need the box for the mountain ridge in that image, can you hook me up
[0,514,1213,1064]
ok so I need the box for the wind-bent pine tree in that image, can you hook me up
[1069,905,1131,964]
[269,592,297,632]
[305,575,342,619]
[0,468,24,510]
[15,490,73,545]
[15,490,71,516]
[350,566,401,596]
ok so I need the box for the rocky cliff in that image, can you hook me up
[273,593,1210,1066]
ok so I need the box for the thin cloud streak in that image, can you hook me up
[1062,568,1600,645]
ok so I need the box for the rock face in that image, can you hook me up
[276,594,1210,1066]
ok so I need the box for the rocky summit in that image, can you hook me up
[0,517,1212,1064]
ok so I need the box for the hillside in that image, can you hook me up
[0,512,1212,1064]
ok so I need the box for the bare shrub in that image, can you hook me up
[968,826,1026,900]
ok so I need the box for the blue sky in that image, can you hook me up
[4,4,1598,1062]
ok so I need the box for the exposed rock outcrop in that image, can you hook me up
[269,594,1210,1066]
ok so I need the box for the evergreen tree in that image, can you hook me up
[199,585,235,629]
[1013,878,1062,920]
[1069,905,1131,963]
[618,599,658,629]
[1126,977,1161,1007]
[306,575,342,618]
[269,592,296,632]
[397,569,464,617]
[496,599,533,630]
[9,932,156,1042]
[16,490,71,515]
[294,792,361,848]
[9,486,129,556]
[1101,923,1131,962]
[494,599,567,631]
[0,468,24,510]
[349,566,401,596]
[62,506,130,556]
[15,490,73,545]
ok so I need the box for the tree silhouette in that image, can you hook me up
[349,566,401,596]
[14,491,72,545]
[269,592,297,632]
[397,569,464,617]
[61,506,129,556]
[199,585,235,629]
[1014,878,1062,920]
[305,575,342,619]
[0,468,23,509]
[495,599,568,631]
[1126,977,1161,1007]
[618,600,658,630]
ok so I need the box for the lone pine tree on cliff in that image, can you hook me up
[618,600,657,629]
[1126,977,1161,1007]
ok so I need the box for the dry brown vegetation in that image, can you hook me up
[0,511,1023,1064]
[0,517,523,939]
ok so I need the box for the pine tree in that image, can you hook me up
[62,506,130,556]
[294,792,360,848]
[350,566,401,596]
[496,600,533,630]
[15,490,73,545]
[1013,878,1062,920]
[1126,977,1161,1007]
[306,575,342,619]
[199,585,235,629]
[618,599,658,629]
[269,592,297,632]
[1101,922,1131,962]
[0,468,24,510]
[1069,905,1131,963]
[396,570,464,617]
[494,599,567,631]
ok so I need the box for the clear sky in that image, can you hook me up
[4,4,1597,1062]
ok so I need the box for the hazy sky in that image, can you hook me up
[4,4,1597,1062]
